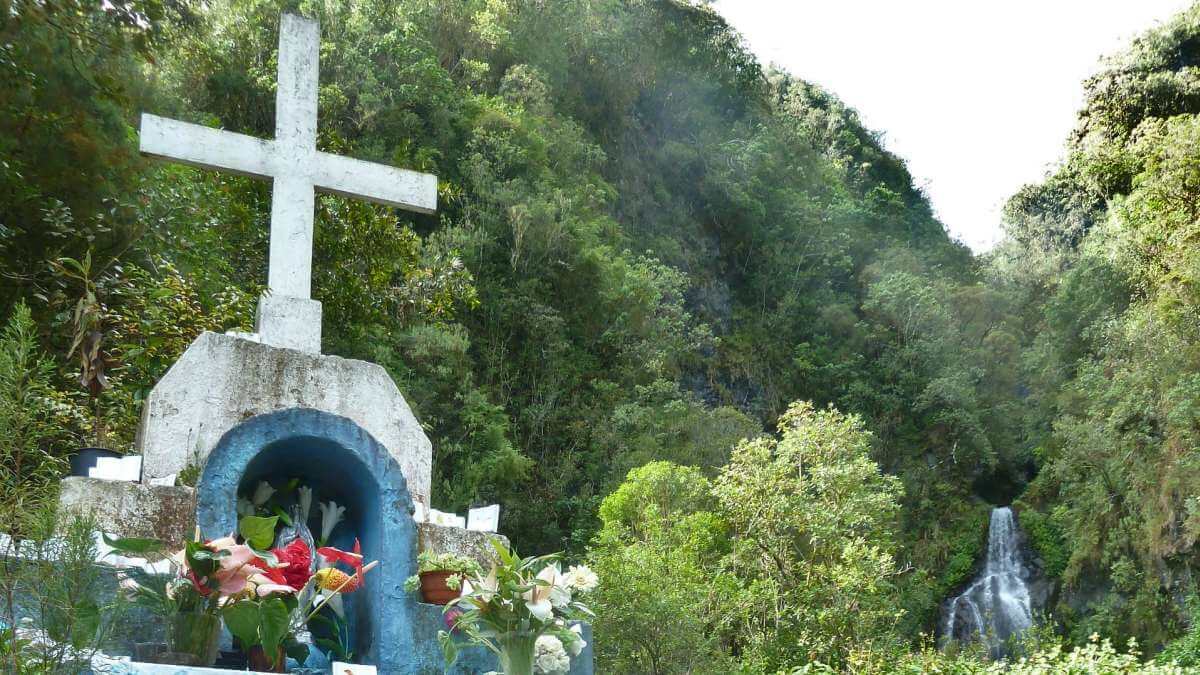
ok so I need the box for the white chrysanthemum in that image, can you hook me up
[563,564,598,593]
[534,634,571,674]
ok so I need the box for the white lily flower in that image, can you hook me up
[298,486,314,522]
[541,564,571,608]
[318,500,345,542]
[251,481,275,507]
[524,564,559,621]
[525,596,554,621]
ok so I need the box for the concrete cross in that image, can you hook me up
[138,13,437,353]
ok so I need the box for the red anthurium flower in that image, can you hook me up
[317,538,364,574]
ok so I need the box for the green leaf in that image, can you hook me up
[185,540,218,578]
[102,533,165,555]
[239,515,279,550]
[438,630,459,668]
[222,601,260,648]
[259,596,290,667]
[69,601,101,648]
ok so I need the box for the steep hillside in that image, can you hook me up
[995,3,1200,649]
[2,0,1023,643]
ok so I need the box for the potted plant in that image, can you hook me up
[51,251,120,474]
[439,541,596,675]
[404,551,482,605]
[106,531,268,666]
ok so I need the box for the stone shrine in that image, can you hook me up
[54,12,592,675]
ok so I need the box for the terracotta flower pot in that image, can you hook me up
[419,570,462,605]
[247,644,286,672]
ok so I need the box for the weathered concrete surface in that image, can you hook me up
[417,522,509,569]
[254,293,322,353]
[135,331,432,505]
[58,477,196,543]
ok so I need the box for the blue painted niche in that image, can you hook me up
[196,408,420,673]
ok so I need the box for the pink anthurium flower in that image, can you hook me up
[254,582,298,597]
[212,541,259,595]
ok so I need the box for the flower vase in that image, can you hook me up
[247,645,286,672]
[496,632,537,675]
[165,612,221,666]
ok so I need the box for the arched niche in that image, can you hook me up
[196,407,419,672]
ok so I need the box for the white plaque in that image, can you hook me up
[89,455,142,482]
[467,505,500,533]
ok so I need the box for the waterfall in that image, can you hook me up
[942,507,1034,656]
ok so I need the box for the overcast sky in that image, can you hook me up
[711,0,1192,252]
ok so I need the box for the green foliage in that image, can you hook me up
[0,506,126,674]
[415,551,484,576]
[589,402,909,673]
[797,634,1191,674]
[716,402,906,671]
[990,2,1200,654]
[0,302,69,524]
[223,596,292,669]
[405,551,484,594]
[588,462,735,674]
[239,515,280,551]
[1013,505,1067,579]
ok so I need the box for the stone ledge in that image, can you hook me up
[57,479,506,570]
[416,522,508,568]
[58,476,196,543]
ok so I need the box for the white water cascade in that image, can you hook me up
[942,507,1035,656]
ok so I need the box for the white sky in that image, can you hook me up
[711,0,1192,252]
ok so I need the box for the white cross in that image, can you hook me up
[138,13,437,353]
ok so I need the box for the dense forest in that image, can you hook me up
[6,0,1200,672]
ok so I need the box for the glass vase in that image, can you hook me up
[165,612,221,666]
[496,632,536,675]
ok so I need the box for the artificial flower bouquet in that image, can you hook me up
[108,515,377,671]
[439,540,597,675]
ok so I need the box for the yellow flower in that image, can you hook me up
[314,567,358,592]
